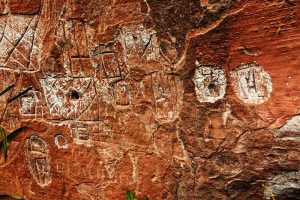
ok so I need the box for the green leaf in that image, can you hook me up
[126,190,133,200]
[126,190,137,200]
[0,84,15,97]
[0,194,24,199]
[0,127,8,162]
[0,126,25,146]
[8,194,24,200]
[7,86,33,103]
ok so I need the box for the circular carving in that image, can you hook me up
[54,134,68,149]
[231,62,272,104]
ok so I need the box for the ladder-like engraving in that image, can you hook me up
[70,123,93,147]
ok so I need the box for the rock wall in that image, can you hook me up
[0,0,299,199]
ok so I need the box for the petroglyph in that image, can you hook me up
[76,183,102,200]
[54,134,68,149]
[152,72,183,122]
[93,119,114,142]
[0,15,40,70]
[90,42,126,83]
[0,1,298,200]
[128,153,138,183]
[70,123,93,147]
[101,52,122,82]
[25,135,51,187]
[96,145,124,179]
[194,62,227,103]
[19,89,41,116]
[39,76,96,119]
[119,24,160,61]
[231,62,272,104]
[63,20,95,77]
[112,81,131,107]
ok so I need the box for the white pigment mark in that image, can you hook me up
[231,62,272,104]
[194,62,227,103]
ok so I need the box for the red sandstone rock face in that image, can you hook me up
[0,0,299,199]
[8,0,41,14]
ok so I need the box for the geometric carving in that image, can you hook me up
[101,53,122,82]
[63,20,94,77]
[24,135,51,187]
[54,134,68,149]
[39,76,96,119]
[119,24,160,61]
[112,81,131,107]
[91,42,126,83]
[231,62,272,104]
[19,89,41,116]
[152,72,182,122]
[70,124,93,147]
[20,96,35,114]
[194,62,227,103]
[0,15,40,70]
[99,120,113,138]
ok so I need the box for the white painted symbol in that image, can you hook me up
[194,62,227,103]
[231,62,272,104]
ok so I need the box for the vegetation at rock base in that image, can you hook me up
[126,190,150,200]
[0,84,31,162]
[0,194,24,200]
[0,84,31,200]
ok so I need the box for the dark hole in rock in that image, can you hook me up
[208,83,216,90]
[70,90,80,100]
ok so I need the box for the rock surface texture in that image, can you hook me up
[0,0,299,199]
